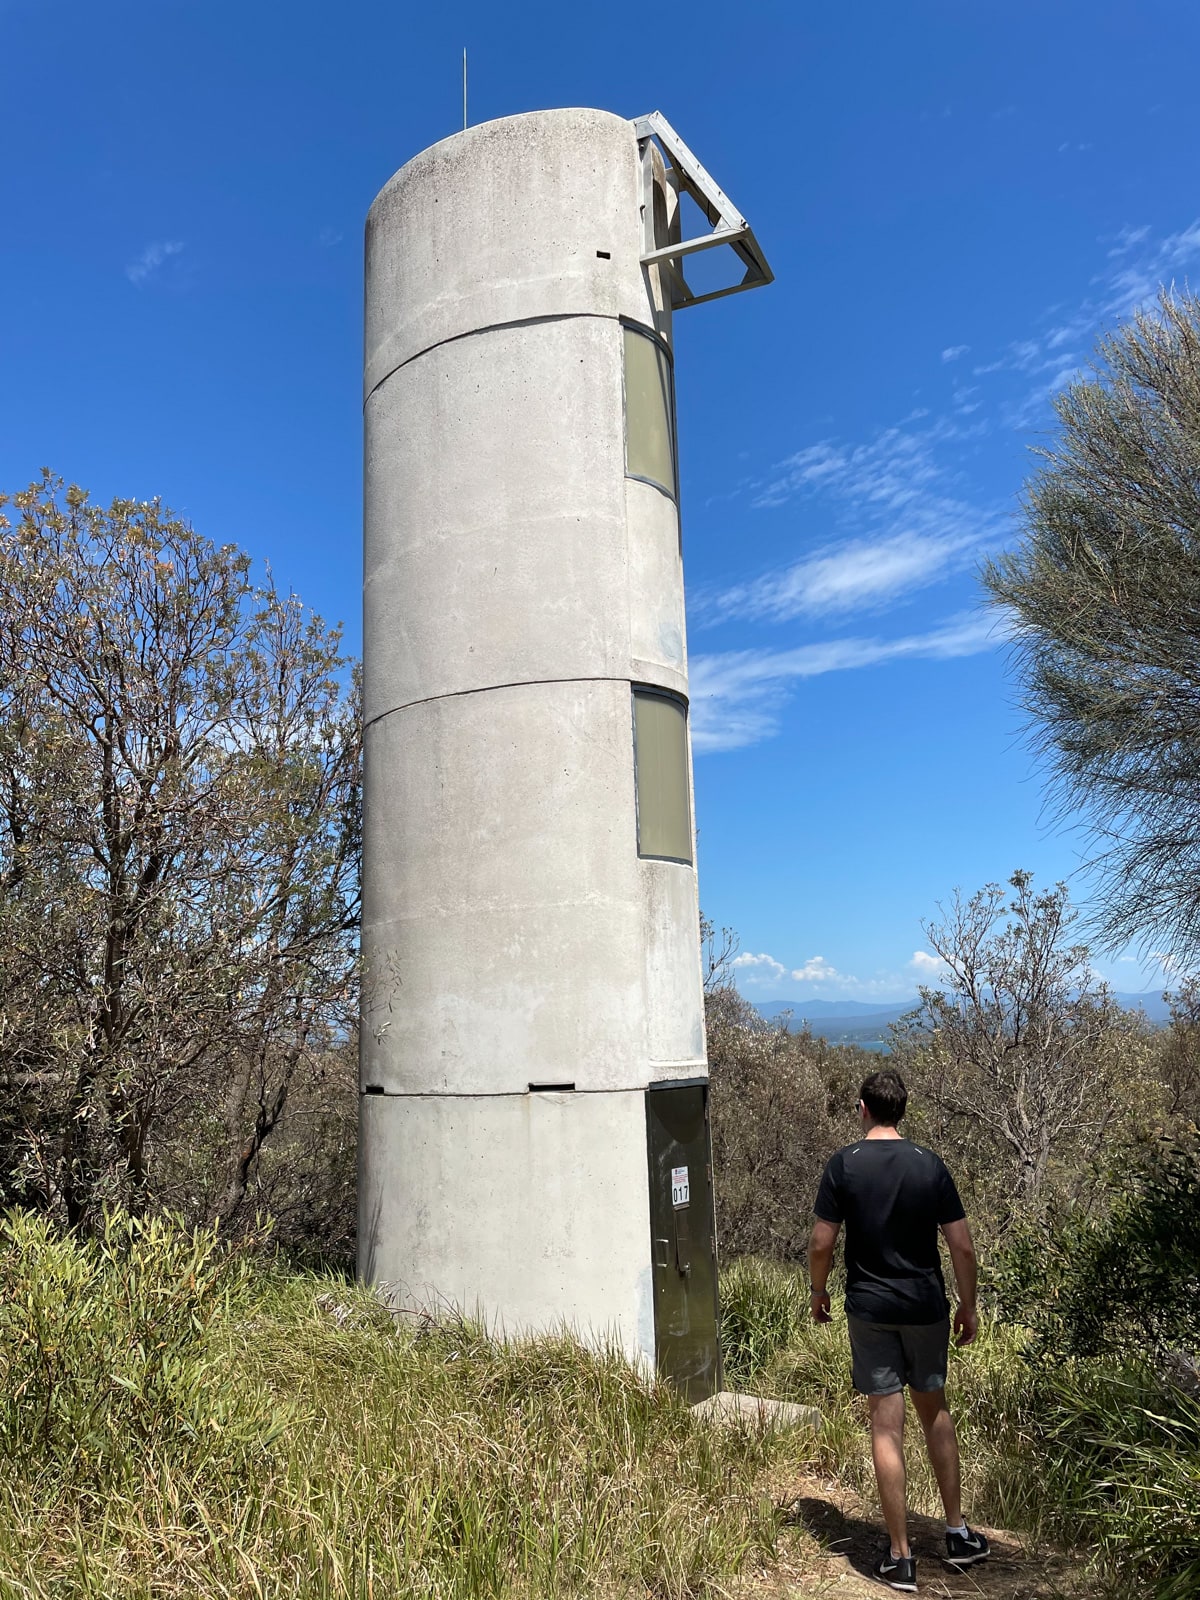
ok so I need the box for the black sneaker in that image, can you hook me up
[945,1525,990,1567]
[872,1551,918,1591]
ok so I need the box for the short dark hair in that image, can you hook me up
[859,1069,907,1126]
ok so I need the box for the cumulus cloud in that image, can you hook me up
[732,950,842,989]
[732,951,787,984]
[910,950,945,978]
[126,240,184,286]
[732,947,918,1001]
[791,956,840,984]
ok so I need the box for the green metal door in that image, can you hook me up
[645,1081,721,1400]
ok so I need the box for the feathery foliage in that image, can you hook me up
[985,291,1200,963]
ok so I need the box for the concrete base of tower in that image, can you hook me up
[358,1088,657,1366]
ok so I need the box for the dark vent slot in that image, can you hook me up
[364,1085,385,1095]
[596,250,611,259]
[528,1081,576,1093]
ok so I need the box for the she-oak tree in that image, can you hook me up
[987,291,1200,967]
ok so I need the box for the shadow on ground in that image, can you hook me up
[781,1490,1084,1599]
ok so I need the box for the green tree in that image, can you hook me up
[985,291,1200,963]
[0,474,360,1234]
[1153,977,1200,1121]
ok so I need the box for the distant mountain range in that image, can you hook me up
[757,999,907,1019]
[753,990,1174,1050]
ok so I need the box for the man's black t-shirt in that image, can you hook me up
[813,1138,966,1324]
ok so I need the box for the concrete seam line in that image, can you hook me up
[358,1087,693,1099]
[362,308,657,408]
[363,674,688,733]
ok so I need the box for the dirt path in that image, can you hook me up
[732,1469,1093,1599]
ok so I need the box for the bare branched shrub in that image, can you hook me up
[892,871,1157,1220]
[0,474,360,1238]
[707,984,869,1260]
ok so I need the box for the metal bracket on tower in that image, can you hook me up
[634,110,773,310]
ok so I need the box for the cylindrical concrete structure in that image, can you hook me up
[360,108,712,1381]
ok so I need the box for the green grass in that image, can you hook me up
[0,1214,795,1599]
[720,1256,1200,1600]
[4,1221,1192,1598]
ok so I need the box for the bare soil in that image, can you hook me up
[731,1469,1097,1599]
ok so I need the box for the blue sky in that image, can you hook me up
[3,0,1197,1002]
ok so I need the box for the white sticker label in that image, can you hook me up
[671,1165,690,1208]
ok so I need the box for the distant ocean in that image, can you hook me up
[752,988,1173,1052]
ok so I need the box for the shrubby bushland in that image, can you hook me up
[984,1134,1200,1596]
[707,983,868,1261]
[0,1210,285,1485]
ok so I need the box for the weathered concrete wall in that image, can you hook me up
[359,1089,657,1364]
[360,107,705,1352]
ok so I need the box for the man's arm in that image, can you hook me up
[807,1218,840,1324]
[941,1217,978,1346]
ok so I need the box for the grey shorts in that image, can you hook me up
[847,1315,951,1395]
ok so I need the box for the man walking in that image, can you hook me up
[807,1069,989,1592]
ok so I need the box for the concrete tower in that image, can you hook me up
[360,108,771,1398]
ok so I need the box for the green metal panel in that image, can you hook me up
[645,1082,721,1400]
[632,690,693,865]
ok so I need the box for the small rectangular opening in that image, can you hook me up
[528,1081,576,1093]
[364,1085,385,1095]
[596,250,611,259]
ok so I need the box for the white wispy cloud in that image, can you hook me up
[705,528,981,625]
[753,424,950,513]
[126,239,184,286]
[972,217,1200,423]
[690,611,1004,753]
[1107,224,1150,258]
[699,417,1003,630]
[694,218,1200,758]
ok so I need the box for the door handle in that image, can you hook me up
[674,1205,692,1275]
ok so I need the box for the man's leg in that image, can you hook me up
[867,1391,910,1558]
[910,1386,962,1528]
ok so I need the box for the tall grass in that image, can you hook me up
[718,1257,808,1390]
[0,1213,795,1598]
